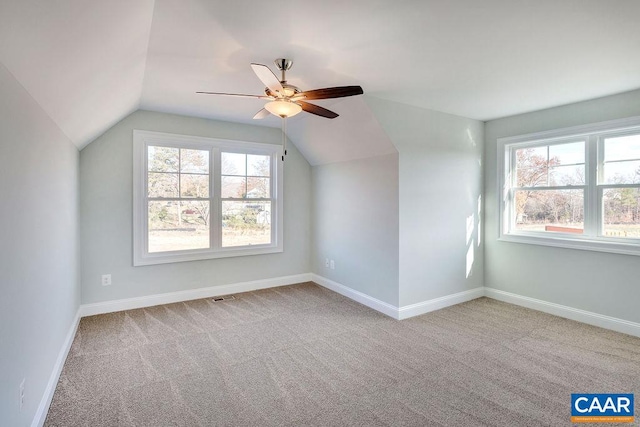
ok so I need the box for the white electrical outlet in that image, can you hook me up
[325,258,330,268]
[19,379,25,411]
[330,260,335,270]
[101,274,112,286]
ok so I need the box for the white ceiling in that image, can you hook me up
[0,0,155,146]
[2,0,640,162]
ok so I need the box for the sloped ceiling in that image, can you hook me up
[0,0,155,147]
[286,97,396,166]
[1,0,640,163]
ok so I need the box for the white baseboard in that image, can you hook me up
[79,273,312,317]
[310,277,640,337]
[311,274,485,320]
[31,309,81,427]
[311,274,400,319]
[397,287,485,320]
[485,288,640,338]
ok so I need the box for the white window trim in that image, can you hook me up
[133,130,284,266]
[497,115,640,257]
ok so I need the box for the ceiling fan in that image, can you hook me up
[196,58,364,120]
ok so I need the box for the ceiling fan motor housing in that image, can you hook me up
[266,83,300,98]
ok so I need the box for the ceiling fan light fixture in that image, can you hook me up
[265,100,302,118]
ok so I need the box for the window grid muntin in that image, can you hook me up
[513,139,586,189]
[221,151,271,200]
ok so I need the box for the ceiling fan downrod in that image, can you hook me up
[274,58,293,83]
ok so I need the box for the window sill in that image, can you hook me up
[498,233,640,257]
[133,245,283,266]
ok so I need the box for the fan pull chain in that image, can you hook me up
[281,116,287,161]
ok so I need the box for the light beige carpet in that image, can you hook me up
[45,282,640,426]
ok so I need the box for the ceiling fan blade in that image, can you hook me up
[298,101,339,119]
[298,85,363,101]
[253,108,270,120]
[250,63,284,95]
[196,91,270,99]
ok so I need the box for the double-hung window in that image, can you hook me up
[499,116,640,256]
[133,130,283,266]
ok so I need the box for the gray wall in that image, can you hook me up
[0,63,80,426]
[312,153,400,306]
[485,89,640,323]
[366,97,484,307]
[80,110,311,304]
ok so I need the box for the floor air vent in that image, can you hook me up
[212,295,236,302]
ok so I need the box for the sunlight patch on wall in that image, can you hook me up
[466,128,477,147]
[477,195,482,247]
[466,214,475,245]
[466,239,475,278]
[466,213,476,278]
